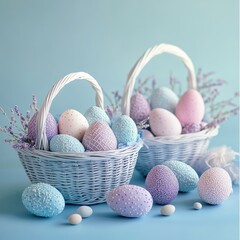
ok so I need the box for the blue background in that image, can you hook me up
[0,1,239,240]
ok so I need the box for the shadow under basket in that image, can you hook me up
[17,141,142,205]
[136,127,218,176]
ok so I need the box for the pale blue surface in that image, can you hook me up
[0,1,239,240]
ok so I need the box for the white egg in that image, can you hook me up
[193,202,202,210]
[68,213,82,225]
[160,204,176,216]
[77,206,93,218]
[58,109,89,141]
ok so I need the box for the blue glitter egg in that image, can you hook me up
[84,106,111,125]
[163,160,199,192]
[111,115,138,145]
[50,134,85,152]
[22,183,65,217]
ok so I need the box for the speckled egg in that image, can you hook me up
[150,87,179,113]
[149,108,182,136]
[130,92,151,123]
[198,167,232,205]
[111,115,138,145]
[82,121,117,151]
[22,183,65,217]
[50,134,85,153]
[145,165,179,204]
[163,161,199,192]
[27,112,58,142]
[176,89,205,126]
[58,109,89,141]
[106,185,153,218]
[84,106,111,125]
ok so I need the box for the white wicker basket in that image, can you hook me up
[121,43,218,176]
[17,72,142,204]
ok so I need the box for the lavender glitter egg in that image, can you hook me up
[106,185,153,217]
[27,112,58,142]
[146,165,179,204]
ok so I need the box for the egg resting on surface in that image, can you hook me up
[27,112,58,142]
[149,108,182,136]
[160,204,176,216]
[197,167,232,205]
[77,206,93,218]
[163,160,199,192]
[111,115,138,145]
[82,121,117,151]
[84,106,111,125]
[58,109,89,141]
[150,87,179,113]
[106,185,153,217]
[145,165,179,204]
[22,183,65,217]
[130,92,151,123]
[50,134,85,153]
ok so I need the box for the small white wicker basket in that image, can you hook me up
[121,43,218,176]
[17,72,142,204]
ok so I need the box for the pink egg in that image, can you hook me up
[82,121,117,151]
[149,108,182,136]
[58,109,89,141]
[176,89,205,126]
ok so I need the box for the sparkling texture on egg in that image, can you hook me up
[84,106,111,125]
[22,183,65,217]
[50,134,85,153]
[198,167,232,205]
[130,92,151,123]
[146,165,179,204]
[82,121,117,151]
[27,112,58,142]
[106,185,153,218]
[163,160,199,192]
[150,87,179,113]
[111,115,138,145]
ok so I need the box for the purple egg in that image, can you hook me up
[145,165,179,204]
[27,112,58,142]
[106,185,153,218]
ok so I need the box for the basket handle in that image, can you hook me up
[35,72,104,150]
[121,43,197,116]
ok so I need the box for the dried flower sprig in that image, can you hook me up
[0,95,38,149]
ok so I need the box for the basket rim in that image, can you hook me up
[17,139,143,161]
[143,126,219,145]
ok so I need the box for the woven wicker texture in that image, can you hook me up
[18,72,142,204]
[121,43,218,176]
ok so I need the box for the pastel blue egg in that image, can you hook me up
[22,183,65,217]
[50,134,85,152]
[111,115,138,145]
[163,160,199,192]
[150,87,179,113]
[84,106,111,125]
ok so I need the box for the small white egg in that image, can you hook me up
[68,213,82,225]
[193,202,202,210]
[77,206,93,218]
[160,204,175,216]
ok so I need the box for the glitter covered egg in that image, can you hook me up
[145,165,179,204]
[176,89,205,126]
[198,167,232,205]
[58,109,89,141]
[84,106,111,125]
[163,161,199,192]
[149,108,182,136]
[22,183,65,217]
[50,134,85,153]
[27,112,58,142]
[106,185,153,217]
[130,92,151,123]
[111,115,138,145]
[150,87,179,113]
[82,121,117,151]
